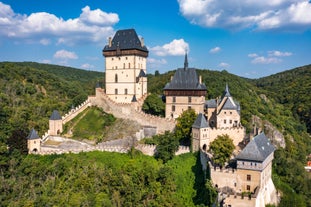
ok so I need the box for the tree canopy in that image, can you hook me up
[175,109,197,146]
[209,134,235,167]
[142,93,165,117]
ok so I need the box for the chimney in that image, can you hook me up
[108,37,112,47]
[199,75,202,84]
[140,37,144,47]
[170,76,173,81]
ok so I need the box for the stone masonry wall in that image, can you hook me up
[89,88,176,134]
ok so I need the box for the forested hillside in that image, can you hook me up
[0,62,310,206]
[252,64,311,133]
[0,62,103,149]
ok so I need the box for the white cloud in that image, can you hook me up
[80,6,119,26]
[40,38,51,45]
[150,39,189,56]
[177,0,311,31]
[248,50,292,64]
[0,3,118,45]
[54,50,78,59]
[147,58,167,65]
[251,56,281,64]
[248,53,258,58]
[218,62,230,68]
[268,50,292,57]
[209,46,221,54]
[81,63,95,69]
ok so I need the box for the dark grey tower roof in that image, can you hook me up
[138,69,147,77]
[103,29,148,52]
[131,95,137,102]
[223,83,231,97]
[236,133,275,162]
[50,110,62,120]
[164,68,206,90]
[27,128,40,140]
[192,113,208,128]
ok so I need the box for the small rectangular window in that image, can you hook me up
[247,174,251,181]
[124,89,128,95]
[188,96,192,103]
[172,105,175,112]
[224,120,227,124]
[173,96,176,103]
[115,89,118,95]
[247,185,251,191]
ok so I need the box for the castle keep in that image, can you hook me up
[103,29,148,103]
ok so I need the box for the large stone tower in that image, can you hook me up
[103,29,149,103]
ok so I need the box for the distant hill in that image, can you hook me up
[251,64,311,133]
[0,62,103,141]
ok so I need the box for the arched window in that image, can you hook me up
[115,74,118,83]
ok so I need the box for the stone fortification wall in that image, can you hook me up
[209,126,245,146]
[135,144,190,156]
[89,89,175,134]
[39,145,129,155]
[62,99,92,124]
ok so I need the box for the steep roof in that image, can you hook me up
[138,69,147,77]
[222,97,237,110]
[103,29,148,52]
[236,133,275,162]
[192,113,208,128]
[164,54,207,91]
[205,99,217,108]
[131,95,137,102]
[164,68,207,90]
[223,83,231,97]
[27,128,40,140]
[50,110,62,120]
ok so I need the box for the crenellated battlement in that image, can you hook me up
[62,99,92,124]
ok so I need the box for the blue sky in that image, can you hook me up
[0,0,310,78]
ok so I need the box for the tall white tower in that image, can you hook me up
[103,29,148,103]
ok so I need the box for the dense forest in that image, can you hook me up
[0,62,310,206]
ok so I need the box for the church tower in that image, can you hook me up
[103,29,149,103]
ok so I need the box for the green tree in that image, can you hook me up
[209,134,235,167]
[142,93,165,117]
[175,109,197,145]
[155,131,179,163]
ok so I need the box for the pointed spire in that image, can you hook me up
[27,128,40,140]
[131,95,137,102]
[224,83,231,97]
[184,52,188,70]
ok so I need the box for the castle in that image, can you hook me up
[26,29,278,207]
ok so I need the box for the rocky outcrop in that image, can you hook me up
[252,115,286,148]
